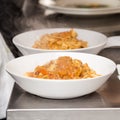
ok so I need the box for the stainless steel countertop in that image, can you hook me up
[7,49,120,120]
[1,1,120,120]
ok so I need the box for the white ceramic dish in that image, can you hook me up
[39,0,120,15]
[6,52,116,99]
[13,28,120,55]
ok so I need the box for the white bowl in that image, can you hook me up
[6,52,116,99]
[13,28,108,55]
[56,0,120,7]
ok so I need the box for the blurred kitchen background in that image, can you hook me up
[1,0,120,57]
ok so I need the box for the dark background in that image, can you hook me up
[1,0,120,58]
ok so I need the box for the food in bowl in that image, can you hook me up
[66,4,108,8]
[25,56,99,79]
[12,28,108,55]
[32,29,88,50]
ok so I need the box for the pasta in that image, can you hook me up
[32,29,88,50]
[25,56,100,80]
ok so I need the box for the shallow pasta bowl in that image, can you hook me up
[6,52,116,99]
[13,28,120,55]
